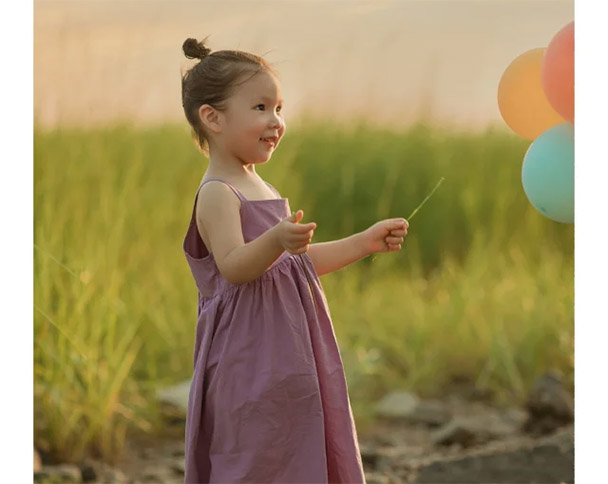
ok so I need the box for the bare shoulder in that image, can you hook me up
[195,181,244,262]
[196,180,242,223]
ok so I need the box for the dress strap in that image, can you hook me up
[187,178,245,226]
[199,178,248,202]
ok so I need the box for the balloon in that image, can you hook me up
[498,48,564,140]
[522,122,574,224]
[542,21,574,124]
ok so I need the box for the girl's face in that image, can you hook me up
[220,71,286,164]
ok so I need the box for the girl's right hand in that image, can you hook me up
[275,210,316,255]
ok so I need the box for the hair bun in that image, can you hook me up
[183,37,212,60]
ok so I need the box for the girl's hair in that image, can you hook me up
[181,36,277,156]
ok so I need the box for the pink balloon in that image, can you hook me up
[542,21,574,124]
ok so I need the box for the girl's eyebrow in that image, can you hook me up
[257,95,284,104]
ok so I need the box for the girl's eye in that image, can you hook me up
[256,104,283,112]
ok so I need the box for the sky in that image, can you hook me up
[34,0,573,131]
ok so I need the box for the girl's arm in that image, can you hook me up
[307,218,409,276]
[306,233,369,276]
[197,183,316,285]
[197,182,285,285]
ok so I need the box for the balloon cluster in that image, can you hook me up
[497,22,574,224]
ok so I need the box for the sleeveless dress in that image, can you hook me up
[182,177,366,483]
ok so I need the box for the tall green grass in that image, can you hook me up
[34,120,573,461]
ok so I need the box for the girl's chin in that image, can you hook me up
[244,156,272,165]
[256,150,274,161]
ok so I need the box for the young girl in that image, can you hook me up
[180,36,409,483]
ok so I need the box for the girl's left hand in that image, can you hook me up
[361,218,409,255]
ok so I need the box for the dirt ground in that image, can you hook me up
[110,393,573,484]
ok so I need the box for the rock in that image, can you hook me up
[159,402,187,426]
[373,444,424,475]
[169,458,185,476]
[79,463,96,483]
[502,407,528,428]
[359,443,381,470]
[375,391,419,419]
[171,447,185,458]
[407,399,452,427]
[98,466,129,484]
[156,379,191,413]
[375,391,452,427]
[431,413,517,448]
[78,459,129,484]
[430,418,477,448]
[364,471,390,484]
[139,474,164,483]
[34,464,82,483]
[365,468,407,484]
[141,463,182,483]
[524,369,574,435]
[412,426,574,484]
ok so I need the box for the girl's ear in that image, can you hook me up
[198,104,222,134]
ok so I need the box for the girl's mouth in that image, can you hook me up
[260,137,277,148]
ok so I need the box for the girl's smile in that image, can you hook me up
[260,136,278,149]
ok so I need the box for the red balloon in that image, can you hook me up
[542,21,574,124]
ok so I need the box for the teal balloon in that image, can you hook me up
[522,122,574,224]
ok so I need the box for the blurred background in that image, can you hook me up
[35,0,574,131]
[34,0,574,481]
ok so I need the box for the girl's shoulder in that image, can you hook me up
[196,179,243,219]
[194,180,245,259]
[200,175,282,202]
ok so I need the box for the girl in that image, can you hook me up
[180,36,409,483]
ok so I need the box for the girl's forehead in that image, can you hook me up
[237,72,282,100]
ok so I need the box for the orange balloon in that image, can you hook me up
[498,48,564,140]
[542,21,574,124]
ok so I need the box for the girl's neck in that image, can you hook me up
[206,155,258,180]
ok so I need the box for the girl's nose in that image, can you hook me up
[270,111,284,128]
[270,118,283,131]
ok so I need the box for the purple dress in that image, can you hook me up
[182,177,366,483]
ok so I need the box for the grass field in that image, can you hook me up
[34,120,573,462]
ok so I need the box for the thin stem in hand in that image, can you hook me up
[407,177,445,220]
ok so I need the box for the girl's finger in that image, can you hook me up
[385,236,403,245]
[388,218,408,229]
[389,229,407,237]
[292,222,316,233]
[291,235,313,245]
